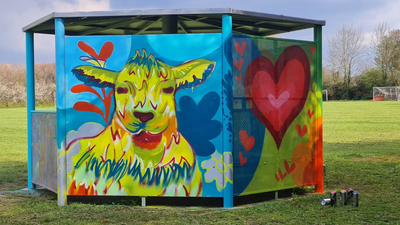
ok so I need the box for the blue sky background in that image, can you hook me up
[1,0,400,64]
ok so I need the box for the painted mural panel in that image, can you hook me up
[31,112,57,193]
[63,34,226,197]
[232,35,323,196]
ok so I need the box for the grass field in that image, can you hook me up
[0,102,399,224]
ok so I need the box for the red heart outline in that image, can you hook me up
[278,168,287,180]
[235,73,242,83]
[239,152,247,166]
[244,46,310,149]
[296,124,307,137]
[235,42,246,55]
[284,160,295,174]
[239,130,255,151]
[234,58,243,71]
[308,109,315,119]
[275,174,280,182]
[311,45,316,56]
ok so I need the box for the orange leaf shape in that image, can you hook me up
[98,41,114,60]
[71,84,102,100]
[78,41,99,58]
[74,102,105,119]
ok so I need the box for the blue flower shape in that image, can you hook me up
[177,91,222,156]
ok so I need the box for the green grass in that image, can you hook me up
[0,102,399,224]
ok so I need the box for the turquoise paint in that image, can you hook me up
[222,14,233,209]
[55,18,67,206]
[26,31,35,190]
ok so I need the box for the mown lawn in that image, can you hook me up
[0,102,399,224]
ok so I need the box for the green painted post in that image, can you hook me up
[314,25,324,193]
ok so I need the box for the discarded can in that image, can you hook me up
[330,190,337,206]
[346,188,354,205]
[352,191,359,207]
[321,198,331,206]
[340,190,347,205]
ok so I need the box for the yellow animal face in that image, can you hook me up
[72,49,215,151]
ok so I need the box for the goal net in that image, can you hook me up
[373,86,400,101]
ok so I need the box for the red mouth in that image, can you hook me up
[132,130,162,150]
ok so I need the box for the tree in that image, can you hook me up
[327,24,366,98]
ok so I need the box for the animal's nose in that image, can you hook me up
[133,111,154,123]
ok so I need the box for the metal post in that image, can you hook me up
[314,25,324,193]
[162,15,178,34]
[55,18,67,206]
[325,90,328,101]
[275,191,278,199]
[373,87,375,101]
[26,31,36,190]
[141,197,146,207]
[222,14,233,209]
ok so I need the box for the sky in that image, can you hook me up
[1,0,400,64]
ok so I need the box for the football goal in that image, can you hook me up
[373,86,400,101]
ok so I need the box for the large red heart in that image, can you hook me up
[244,45,310,149]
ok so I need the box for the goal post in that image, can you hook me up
[373,86,400,101]
[322,90,328,101]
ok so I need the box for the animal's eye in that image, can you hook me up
[162,86,174,94]
[117,87,128,94]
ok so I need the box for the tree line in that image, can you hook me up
[324,23,400,100]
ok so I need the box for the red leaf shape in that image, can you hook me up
[78,41,99,58]
[74,102,105,120]
[98,41,114,60]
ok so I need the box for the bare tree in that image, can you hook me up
[327,24,366,98]
[371,23,400,86]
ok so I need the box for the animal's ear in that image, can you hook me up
[72,66,119,88]
[172,59,215,89]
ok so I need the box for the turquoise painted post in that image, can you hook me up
[26,31,35,190]
[55,18,67,206]
[222,14,233,208]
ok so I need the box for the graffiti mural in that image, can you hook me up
[31,112,58,193]
[232,35,323,195]
[64,34,225,197]
[60,33,322,198]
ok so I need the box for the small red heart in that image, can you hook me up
[239,130,255,151]
[308,109,315,119]
[239,152,247,166]
[235,73,242,83]
[311,45,316,56]
[284,160,295,174]
[235,42,246,55]
[296,124,307,137]
[278,168,287,180]
[275,174,280,182]
[234,58,243,71]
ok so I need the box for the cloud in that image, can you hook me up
[0,0,110,63]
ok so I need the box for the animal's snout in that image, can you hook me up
[134,111,154,123]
